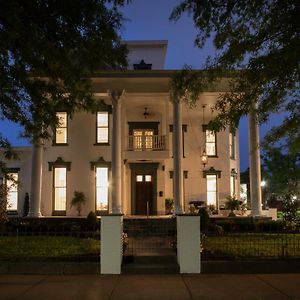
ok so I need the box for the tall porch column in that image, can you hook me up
[173,99,184,214]
[110,90,123,214]
[248,102,262,216]
[28,137,43,217]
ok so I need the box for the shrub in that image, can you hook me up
[86,211,98,230]
[71,191,87,216]
[225,195,240,217]
[198,207,210,231]
[23,192,29,217]
[165,198,174,214]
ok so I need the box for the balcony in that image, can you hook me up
[128,135,166,151]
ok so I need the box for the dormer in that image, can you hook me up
[125,40,168,70]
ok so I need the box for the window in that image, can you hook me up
[230,175,236,197]
[53,167,67,212]
[6,173,18,211]
[206,130,216,156]
[206,174,217,206]
[96,167,109,211]
[55,112,68,144]
[133,129,154,150]
[229,131,235,159]
[97,112,109,143]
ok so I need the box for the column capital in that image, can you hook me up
[108,90,125,104]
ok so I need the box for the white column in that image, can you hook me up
[28,137,43,217]
[110,90,123,214]
[173,99,184,214]
[248,102,262,216]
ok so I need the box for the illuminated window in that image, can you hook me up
[97,112,109,143]
[55,112,68,144]
[206,174,217,206]
[96,167,108,211]
[145,175,152,182]
[133,129,154,150]
[6,173,18,211]
[229,131,235,159]
[136,175,143,182]
[53,167,67,211]
[206,130,216,156]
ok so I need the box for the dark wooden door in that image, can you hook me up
[135,174,153,215]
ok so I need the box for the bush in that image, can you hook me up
[198,207,210,231]
[23,192,29,217]
[86,211,98,230]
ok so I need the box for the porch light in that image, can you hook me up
[201,149,208,168]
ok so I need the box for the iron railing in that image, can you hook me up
[128,135,166,151]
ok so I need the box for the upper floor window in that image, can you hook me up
[206,130,217,156]
[55,112,68,144]
[133,129,154,150]
[97,112,109,144]
[229,131,235,159]
[6,173,18,211]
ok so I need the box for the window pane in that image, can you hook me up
[145,175,152,182]
[96,167,108,211]
[97,128,109,143]
[54,168,66,187]
[230,176,236,196]
[206,143,216,156]
[97,112,108,127]
[54,187,66,211]
[136,175,143,182]
[206,130,215,142]
[7,173,18,211]
[57,112,67,127]
[56,128,67,144]
[207,175,217,206]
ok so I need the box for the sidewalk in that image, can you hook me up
[1,274,300,300]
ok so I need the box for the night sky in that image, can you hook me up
[0,0,285,171]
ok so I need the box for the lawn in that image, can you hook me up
[0,235,100,261]
[202,233,300,259]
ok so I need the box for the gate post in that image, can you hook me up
[177,215,201,273]
[101,215,123,274]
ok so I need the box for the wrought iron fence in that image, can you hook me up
[201,232,300,260]
[0,229,100,261]
[123,218,176,256]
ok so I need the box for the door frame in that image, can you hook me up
[129,163,159,215]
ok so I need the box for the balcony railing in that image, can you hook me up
[128,135,166,151]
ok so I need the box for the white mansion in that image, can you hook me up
[2,40,265,218]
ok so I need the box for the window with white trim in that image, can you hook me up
[97,112,109,143]
[6,173,18,211]
[230,175,236,197]
[229,131,235,159]
[206,174,217,206]
[96,167,109,211]
[206,130,216,156]
[53,167,67,211]
[55,112,68,144]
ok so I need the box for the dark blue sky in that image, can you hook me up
[0,0,284,171]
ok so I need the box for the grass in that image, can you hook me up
[202,233,300,259]
[0,235,100,261]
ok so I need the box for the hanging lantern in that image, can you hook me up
[201,148,208,168]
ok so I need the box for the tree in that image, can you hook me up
[0,0,129,141]
[170,0,300,150]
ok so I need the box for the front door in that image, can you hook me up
[135,173,154,215]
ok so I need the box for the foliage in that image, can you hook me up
[0,0,129,142]
[170,0,300,149]
[71,191,86,216]
[198,207,210,231]
[282,182,300,227]
[225,195,240,217]
[262,144,300,196]
[86,211,98,231]
[165,198,174,214]
[23,192,29,217]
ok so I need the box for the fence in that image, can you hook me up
[201,232,300,260]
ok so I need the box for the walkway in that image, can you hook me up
[1,274,300,300]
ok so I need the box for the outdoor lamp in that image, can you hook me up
[201,149,208,168]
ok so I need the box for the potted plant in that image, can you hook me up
[165,198,174,215]
[225,195,240,217]
[71,191,86,216]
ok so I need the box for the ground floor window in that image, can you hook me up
[230,175,236,197]
[206,174,217,206]
[53,167,67,212]
[96,167,109,211]
[6,173,18,211]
